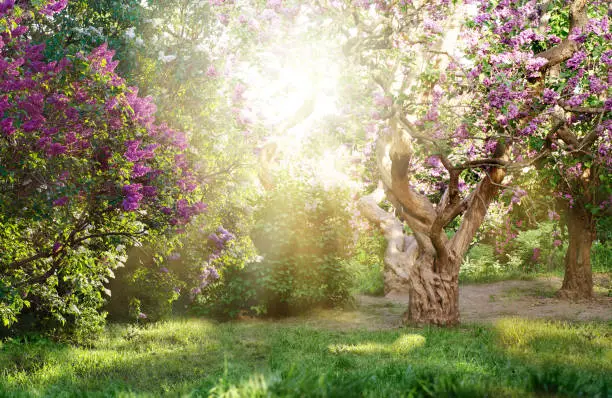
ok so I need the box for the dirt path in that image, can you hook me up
[277,276,612,330]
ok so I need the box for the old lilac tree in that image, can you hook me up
[333,0,609,324]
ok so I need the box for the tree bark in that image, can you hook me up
[558,204,594,299]
[405,255,460,326]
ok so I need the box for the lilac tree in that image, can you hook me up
[0,0,204,336]
[464,0,610,299]
[333,0,609,324]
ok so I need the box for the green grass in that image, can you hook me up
[0,317,610,397]
[459,270,541,284]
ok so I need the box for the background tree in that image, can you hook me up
[467,0,611,298]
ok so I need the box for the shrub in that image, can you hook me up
[591,241,612,273]
[195,178,356,318]
[460,244,505,282]
[190,238,259,319]
[346,230,386,296]
[0,2,204,340]
[105,248,184,322]
[249,179,356,315]
[460,222,567,282]
[508,222,565,272]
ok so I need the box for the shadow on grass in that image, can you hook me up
[0,317,610,397]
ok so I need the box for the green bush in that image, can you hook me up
[460,244,505,282]
[195,178,356,318]
[461,222,570,283]
[346,230,386,296]
[591,241,612,273]
[508,222,565,272]
[190,238,259,319]
[105,251,184,323]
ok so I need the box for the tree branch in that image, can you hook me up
[357,188,413,280]
[535,0,588,68]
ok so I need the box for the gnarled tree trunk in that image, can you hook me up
[405,257,460,326]
[358,116,507,326]
[558,204,594,299]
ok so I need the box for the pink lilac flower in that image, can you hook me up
[484,140,497,154]
[46,142,67,156]
[232,83,246,102]
[40,0,68,16]
[206,65,217,77]
[602,50,612,66]
[566,94,588,107]
[373,93,393,107]
[547,210,560,221]
[142,186,157,197]
[588,76,606,94]
[568,27,586,43]
[1,118,15,135]
[525,57,547,72]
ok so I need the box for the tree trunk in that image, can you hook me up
[558,204,594,299]
[405,255,460,326]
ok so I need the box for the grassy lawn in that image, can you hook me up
[0,317,610,397]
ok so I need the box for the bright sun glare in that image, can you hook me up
[237,39,347,185]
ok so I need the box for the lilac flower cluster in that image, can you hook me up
[565,51,586,70]
[124,140,158,162]
[208,226,235,250]
[541,88,559,105]
[122,184,143,211]
[373,92,393,107]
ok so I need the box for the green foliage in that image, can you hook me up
[592,241,612,273]
[104,248,185,323]
[460,244,506,283]
[507,222,565,272]
[126,267,183,322]
[190,238,259,319]
[0,318,609,396]
[251,179,356,315]
[461,223,567,283]
[346,230,386,296]
[196,178,357,318]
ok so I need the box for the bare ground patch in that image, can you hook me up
[267,276,611,330]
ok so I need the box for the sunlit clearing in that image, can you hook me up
[328,334,426,355]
